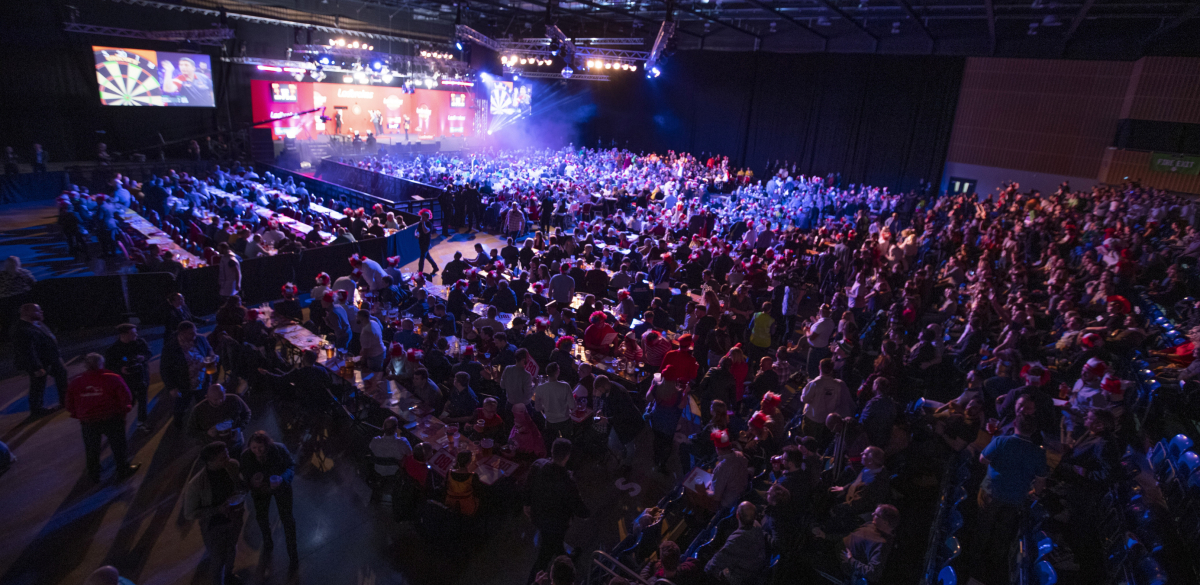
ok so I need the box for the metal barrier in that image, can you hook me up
[586,551,652,585]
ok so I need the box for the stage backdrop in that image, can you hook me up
[250,79,479,141]
[560,51,965,193]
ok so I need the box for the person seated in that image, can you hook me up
[704,501,766,585]
[186,384,251,453]
[820,445,890,536]
[469,397,506,443]
[708,430,750,510]
[427,303,457,337]
[369,416,412,480]
[376,275,409,307]
[441,371,480,424]
[841,504,900,584]
[444,450,482,517]
[273,283,304,322]
[393,318,423,349]
[509,403,546,459]
[582,311,619,354]
[640,541,702,585]
[405,368,444,413]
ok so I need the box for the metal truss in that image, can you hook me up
[518,37,644,45]
[229,54,471,77]
[512,71,610,81]
[498,41,649,60]
[292,44,468,73]
[101,0,436,43]
[63,22,234,45]
[455,25,505,51]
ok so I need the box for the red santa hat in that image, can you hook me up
[676,333,693,350]
[1084,357,1108,377]
[1080,332,1102,349]
[316,272,331,285]
[281,282,298,297]
[590,311,607,324]
[749,411,770,430]
[386,256,401,268]
[711,430,733,450]
[419,209,432,219]
[760,392,782,412]
[322,291,336,303]
[533,317,549,330]
[245,309,260,322]
[349,254,363,267]
[406,348,424,363]
[1101,374,1124,396]
[373,203,384,212]
[1106,295,1132,315]
[389,343,406,358]
[462,345,475,357]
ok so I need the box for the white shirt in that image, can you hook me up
[535,379,573,424]
[808,318,835,348]
[800,375,854,423]
[217,253,241,297]
[261,229,286,246]
[369,434,412,475]
[360,258,389,291]
[359,317,384,357]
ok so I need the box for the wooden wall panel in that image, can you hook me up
[1124,57,1200,125]
[1101,149,1200,195]
[946,57,1134,180]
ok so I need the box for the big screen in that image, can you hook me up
[93,46,215,107]
[487,80,532,117]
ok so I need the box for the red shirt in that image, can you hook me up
[66,369,132,422]
[661,349,698,382]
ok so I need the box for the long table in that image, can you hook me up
[119,209,207,267]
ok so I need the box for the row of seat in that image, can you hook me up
[924,450,971,585]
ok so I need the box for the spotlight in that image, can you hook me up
[520,58,528,65]
[318,56,331,65]
[586,59,595,69]
[604,62,612,69]
[371,60,383,71]
[293,72,305,81]
[561,66,574,79]
[648,66,661,78]
[455,40,464,50]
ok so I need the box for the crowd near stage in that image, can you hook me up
[4,2,1200,585]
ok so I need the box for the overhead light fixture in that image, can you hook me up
[561,66,574,79]
[1041,14,1062,26]
[891,21,900,34]
[1028,22,1039,35]
[817,16,832,26]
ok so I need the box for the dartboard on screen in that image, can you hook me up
[94,47,165,106]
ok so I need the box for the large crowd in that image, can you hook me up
[16,144,1200,585]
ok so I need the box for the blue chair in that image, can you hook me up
[1036,531,1054,562]
[944,508,964,535]
[1035,559,1057,585]
[1179,451,1200,477]
[939,536,962,565]
[937,565,957,585]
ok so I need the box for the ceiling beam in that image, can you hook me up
[894,0,935,48]
[1059,0,1095,56]
[1143,2,1200,46]
[984,0,996,54]
[815,0,880,45]
[674,5,763,39]
[549,0,705,38]
[741,0,829,42]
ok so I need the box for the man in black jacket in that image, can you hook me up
[13,304,67,417]
[595,376,643,476]
[240,430,299,565]
[105,323,153,432]
[525,438,590,584]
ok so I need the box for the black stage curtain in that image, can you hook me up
[574,51,965,192]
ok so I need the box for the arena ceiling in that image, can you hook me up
[95,0,1200,60]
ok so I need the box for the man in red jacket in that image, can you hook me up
[661,334,699,384]
[66,353,140,482]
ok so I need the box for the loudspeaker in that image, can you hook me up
[248,128,275,163]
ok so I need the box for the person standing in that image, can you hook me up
[525,438,590,584]
[240,430,299,566]
[215,242,241,302]
[161,321,215,425]
[534,362,573,449]
[65,353,140,482]
[356,309,385,371]
[595,375,643,476]
[32,143,47,173]
[0,256,37,335]
[105,323,153,433]
[970,416,1048,581]
[416,209,439,275]
[799,358,854,446]
[188,384,252,454]
[184,442,246,585]
[13,303,68,417]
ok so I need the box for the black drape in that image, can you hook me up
[566,51,964,192]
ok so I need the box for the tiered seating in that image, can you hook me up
[921,450,971,585]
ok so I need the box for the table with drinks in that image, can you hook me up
[118,209,207,268]
[385,386,521,486]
